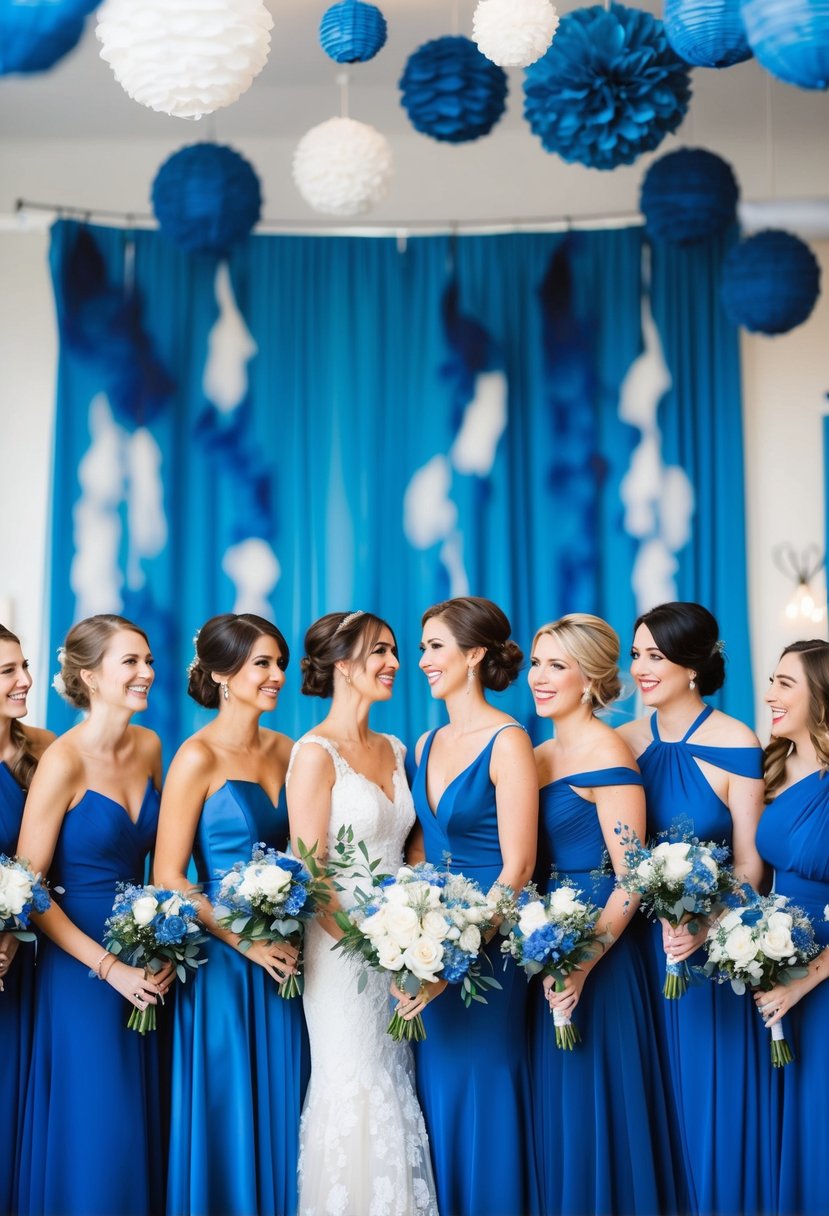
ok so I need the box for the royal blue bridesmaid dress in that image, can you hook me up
[167,781,309,1216]
[17,780,164,1216]
[0,762,35,1215]
[532,767,680,1215]
[756,769,829,1215]
[412,725,539,1216]
[636,704,776,1216]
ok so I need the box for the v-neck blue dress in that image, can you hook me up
[756,769,829,1215]
[531,767,681,1216]
[17,780,164,1216]
[0,761,33,1215]
[636,705,776,1216]
[166,781,309,1216]
[412,725,539,1216]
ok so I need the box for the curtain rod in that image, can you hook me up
[11,197,644,237]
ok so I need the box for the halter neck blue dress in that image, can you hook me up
[756,768,829,1215]
[412,725,539,1216]
[636,705,775,1216]
[17,780,164,1216]
[166,781,309,1216]
[0,762,33,1215]
[532,767,680,1215]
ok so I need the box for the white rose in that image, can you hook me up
[132,894,159,926]
[724,925,757,967]
[518,901,548,935]
[635,857,656,885]
[465,903,493,926]
[376,937,405,971]
[698,854,719,879]
[361,910,388,940]
[0,867,31,917]
[383,903,421,949]
[549,887,582,917]
[759,927,795,962]
[255,865,293,899]
[458,925,481,953]
[159,892,183,915]
[719,910,742,933]
[656,842,693,883]
[421,910,449,940]
[766,910,793,932]
[402,935,444,982]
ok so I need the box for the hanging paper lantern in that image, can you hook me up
[721,230,821,334]
[96,0,273,119]
[641,148,739,244]
[0,0,98,75]
[152,144,262,255]
[663,0,752,68]
[319,0,387,63]
[293,117,393,216]
[400,35,507,143]
[524,4,692,171]
[740,0,829,90]
[472,0,559,69]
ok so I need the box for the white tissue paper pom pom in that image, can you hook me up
[96,0,273,120]
[292,117,393,217]
[472,0,559,68]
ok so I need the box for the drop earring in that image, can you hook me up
[221,682,229,701]
[466,667,477,694]
[581,687,592,704]
[689,675,696,691]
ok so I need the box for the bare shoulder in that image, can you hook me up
[491,721,534,760]
[414,730,433,765]
[591,722,641,772]
[129,724,162,763]
[28,732,84,789]
[23,725,57,759]
[167,734,216,783]
[699,709,760,748]
[616,716,652,758]
[286,737,336,786]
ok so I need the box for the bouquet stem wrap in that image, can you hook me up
[663,952,689,1000]
[768,1019,794,1068]
[552,978,580,1049]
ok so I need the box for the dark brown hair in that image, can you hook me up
[300,612,396,698]
[188,614,290,708]
[0,624,38,790]
[421,596,522,691]
[56,614,151,710]
[764,640,829,801]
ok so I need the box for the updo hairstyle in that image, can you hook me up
[634,602,725,696]
[533,613,622,708]
[300,611,395,699]
[188,614,290,708]
[0,623,38,789]
[765,639,829,800]
[421,596,522,692]
[56,614,150,710]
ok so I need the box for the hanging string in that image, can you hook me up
[338,71,349,119]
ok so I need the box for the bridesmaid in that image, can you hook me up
[617,601,774,1216]
[0,624,54,1215]
[153,613,307,1216]
[400,596,539,1216]
[528,614,680,1216]
[756,639,829,1215]
[15,614,170,1216]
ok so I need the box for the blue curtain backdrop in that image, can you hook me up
[46,219,754,756]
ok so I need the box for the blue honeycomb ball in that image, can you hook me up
[721,230,821,335]
[400,35,508,143]
[0,0,97,75]
[641,148,739,244]
[740,0,829,90]
[152,144,262,256]
[319,1,387,64]
[664,0,752,68]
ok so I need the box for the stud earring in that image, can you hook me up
[221,682,229,701]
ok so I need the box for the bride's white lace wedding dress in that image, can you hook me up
[289,734,438,1216]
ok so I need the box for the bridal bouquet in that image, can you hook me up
[502,881,605,1049]
[213,843,324,998]
[335,862,506,1042]
[703,893,819,1066]
[617,824,734,998]
[0,854,52,940]
[103,884,208,1033]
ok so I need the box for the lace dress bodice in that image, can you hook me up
[288,733,437,1216]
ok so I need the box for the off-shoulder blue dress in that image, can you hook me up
[412,725,539,1216]
[636,705,776,1216]
[0,762,33,1215]
[532,767,680,1215]
[166,781,309,1216]
[756,768,829,1215]
[17,780,164,1216]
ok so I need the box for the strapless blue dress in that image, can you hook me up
[637,705,776,1216]
[0,761,34,1215]
[412,726,539,1216]
[532,767,680,1215]
[756,768,829,1215]
[166,781,309,1216]
[17,780,164,1216]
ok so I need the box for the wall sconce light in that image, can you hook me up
[773,543,827,625]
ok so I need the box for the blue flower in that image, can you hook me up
[441,943,473,983]
[741,906,764,927]
[791,924,814,954]
[156,915,187,945]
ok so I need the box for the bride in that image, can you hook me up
[286,610,438,1216]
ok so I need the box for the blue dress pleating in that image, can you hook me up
[756,769,829,1216]
[17,780,164,1216]
[636,705,776,1216]
[166,781,309,1216]
[532,767,680,1216]
[0,762,34,1215]
[412,725,539,1216]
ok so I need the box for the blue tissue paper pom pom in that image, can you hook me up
[663,0,752,68]
[0,0,98,75]
[523,3,692,170]
[319,0,387,64]
[641,148,739,244]
[400,34,508,144]
[721,230,821,335]
[152,143,262,256]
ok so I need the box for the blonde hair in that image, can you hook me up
[532,613,622,708]
[56,614,150,710]
[764,640,829,801]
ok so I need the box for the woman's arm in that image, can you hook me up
[755,945,829,1027]
[491,726,538,895]
[287,742,344,942]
